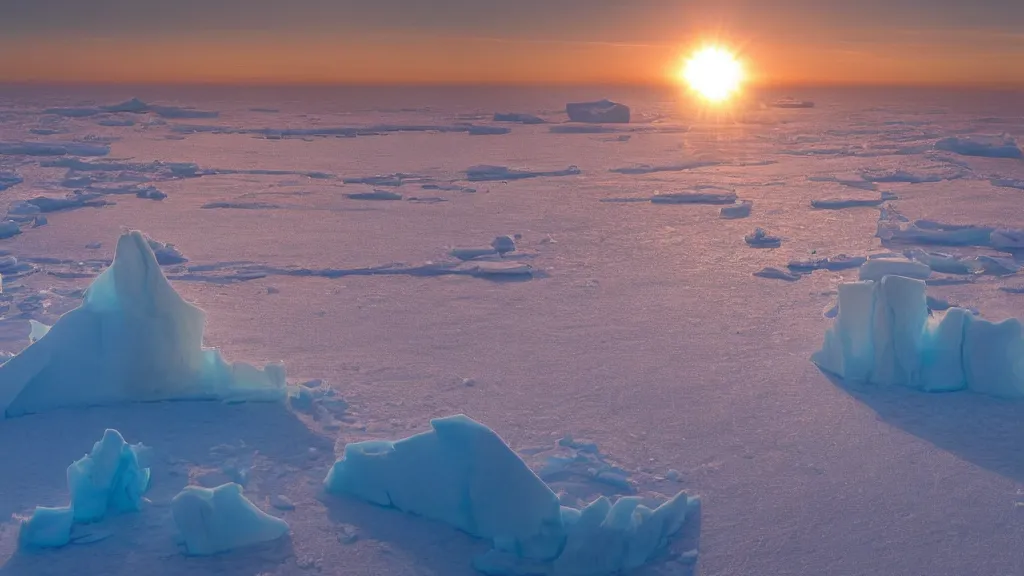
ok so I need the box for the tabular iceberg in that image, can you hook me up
[324,414,696,575]
[565,100,630,124]
[0,230,287,418]
[812,274,1024,397]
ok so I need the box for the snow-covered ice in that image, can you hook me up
[172,483,289,555]
[0,231,286,417]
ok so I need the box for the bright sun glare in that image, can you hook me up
[681,46,744,103]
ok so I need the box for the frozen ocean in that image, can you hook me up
[0,84,1023,576]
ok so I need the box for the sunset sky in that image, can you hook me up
[2,0,1022,86]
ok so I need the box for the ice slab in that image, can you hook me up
[992,178,1024,190]
[719,200,753,219]
[172,483,289,555]
[0,141,110,156]
[0,220,20,239]
[466,165,581,182]
[0,171,23,191]
[201,201,281,210]
[813,275,1024,396]
[0,230,286,418]
[610,161,720,175]
[754,267,802,281]
[324,415,695,574]
[652,189,737,205]
[565,99,630,123]
[469,126,512,136]
[345,190,403,201]
[787,255,866,273]
[811,192,895,209]
[494,113,545,124]
[934,135,1023,159]
[744,228,781,248]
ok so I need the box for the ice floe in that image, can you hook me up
[172,483,289,555]
[201,201,282,210]
[651,188,737,205]
[934,135,1022,159]
[771,99,815,109]
[720,200,753,219]
[0,141,110,157]
[324,414,695,575]
[811,192,896,209]
[813,274,1024,397]
[787,255,867,273]
[494,113,546,124]
[744,228,782,248]
[754,267,802,282]
[465,165,581,182]
[609,161,720,175]
[0,171,23,191]
[0,230,287,417]
[991,178,1024,190]
[345,190,403,201]
[565,99,630,123]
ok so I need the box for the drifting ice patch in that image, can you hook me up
[19,429,151,548]
[0,141,110,157]
[609,160,720,175]
[651,188,737,205]
[494,113,546,124]
[811,192,896,209]
[172,483,289,555]
[934,135,1022,159]
[465,165,581,182]
[812,274,1024,397]
[325,415,695,575]
[0,230,287,418]
[720,200,753,219]
[744,228,782,248]
[565,99,630,123]
[0,171,23,191]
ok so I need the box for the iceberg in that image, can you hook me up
[0,230,287,418]
[771,98,814,109]
[565,100,630,124]
[324,414,696,575]
[172,483,289,555]
[19,429,151,548]
[812,274,1024,396]
[858,257,931,282]
[934,135,1022,159]
[0,171,23,191]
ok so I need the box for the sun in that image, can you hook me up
[680,46,744,103]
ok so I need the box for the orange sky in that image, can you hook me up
[2,29,1022,87]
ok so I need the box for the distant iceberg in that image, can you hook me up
[812,274,1024,397]
[0,230,287,418]
[934,135,1022,159]
[493,113,545,124]
[771,98,815,109]
[325,414,696,575]
[565,100,630,123]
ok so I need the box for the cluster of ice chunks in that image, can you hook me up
[324,414,695,576]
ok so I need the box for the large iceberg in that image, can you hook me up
[324,414,696,575]
[19,429,151,548]
[812,274,1024,397]
[0,230,286,418]
[565,100,630,124]
[172,483,289,555]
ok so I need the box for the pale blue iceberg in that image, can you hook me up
[18,429,151,548]
[324,414,696,575]
[812,274,1024,396]
[172,483,289,555]
[0,230,287,418]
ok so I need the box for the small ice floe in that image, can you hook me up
[565,99,631,123]
[651,188,737,205]
[811,192,897,210]
[771,98,814,109]
[493,113,545,124]
[491,235,516,254]
[787,254,866,273]
[465,164,581,182]
[201,201,281,209]
[344,190,403,201]
[754,267,802,281]
[720,200,753,219]
[0,220,20,239]
[744,228,782,248]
